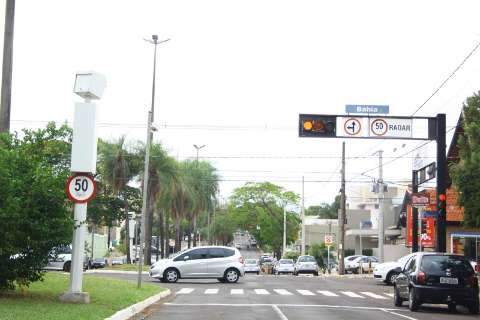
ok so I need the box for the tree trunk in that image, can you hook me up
[175,216,181,252]
[144,198,153,265]
[192,214,198,247]
[164,211,169,257]
[107,225,111,250]
[158,208,164,259]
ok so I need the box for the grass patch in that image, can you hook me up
[104,264,149,272]
[0,272,166,320]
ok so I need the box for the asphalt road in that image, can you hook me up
[92,272,479,320]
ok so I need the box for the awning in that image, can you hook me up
[449,231,480,239]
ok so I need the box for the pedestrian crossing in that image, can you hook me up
[176,288,393,300]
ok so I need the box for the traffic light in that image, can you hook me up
[299,114,337,137]
[438,193,446,211]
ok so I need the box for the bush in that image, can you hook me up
[362,249,373,256]
[344,249,355,257]
[307,244,325,268]
[283,251,300,261]
[0,124,73,290]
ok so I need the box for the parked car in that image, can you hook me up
[149,246,245,283]
[394,252,479,314]
[89,258,106,269]
[346,256,378,274]
[44,245,88,272]
[344,255,364,273]
[111,257,125,265]
[374,253,415,285]
[294,255,319,276]
[244,259,260,274]
[274,259,295,275]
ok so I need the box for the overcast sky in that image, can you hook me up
[9,1,480,207]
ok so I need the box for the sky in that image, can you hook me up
[9,0,480,207]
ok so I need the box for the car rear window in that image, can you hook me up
[421,255,474,274]
[298,256,315,262]
[279,259,293,264]
[223,248,235,257]
[245,259,257,264]
[209,248,225,258]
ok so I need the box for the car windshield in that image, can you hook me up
[421,255,474,274]
[298,256,316,262]
[170,248,188,259]
[397,254,412,266]
[347,256,360,261]
[279,259,293,264]
[245,259,257,264]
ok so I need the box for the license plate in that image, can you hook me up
[440,277,458,285]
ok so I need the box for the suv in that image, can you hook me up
[149,246,245,283]
[394,253,479,314]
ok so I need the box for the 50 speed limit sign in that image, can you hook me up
[66,174,97,203]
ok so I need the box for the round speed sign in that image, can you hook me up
[66,174,97,203]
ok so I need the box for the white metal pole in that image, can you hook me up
[70,203,87,293]
[283,206,286,256]
[327,245,330,272]
[378,150,385,263]
[301,176,306,255]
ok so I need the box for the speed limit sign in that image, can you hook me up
[66,174,97,203]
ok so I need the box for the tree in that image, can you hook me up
[451,92,480,227]
[229,182,300,257]
[0,123,73,290]
[305,195,340,219]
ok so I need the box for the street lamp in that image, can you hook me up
[137,35,169,289]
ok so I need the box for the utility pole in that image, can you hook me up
[283,206,287,256]
[301,176,305,255]
[0,0,15,133]
[193,144,205,246]
[411,170,419,253]
[377,150,385,263]
[338,142,346,275]
[436,113,447,252]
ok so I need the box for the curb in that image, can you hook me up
[85,270,149,275]
[105,289,172,320]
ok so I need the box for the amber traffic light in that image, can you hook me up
[299,114,336,137]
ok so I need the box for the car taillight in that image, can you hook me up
[475,264,480,273]
[417,271,426,285]
[239,256,245,264]
[468,275,479,288]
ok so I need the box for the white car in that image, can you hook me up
[294,255,319,276]
[347,256,379,274]
[149,246,245,283]
[44,245,88,272]
[274,259,295,275]
[244,259,260,274]
[373,253,414,285]
[344,255,364,272]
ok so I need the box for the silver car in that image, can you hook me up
[274,259,295,275]
[294,255,319,276]
[244,259,260,274]
[149,246,245,283]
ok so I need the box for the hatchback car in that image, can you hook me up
[394,253,479,314]
[294,255,319,276]
[149,246,245,283]
[348,256,379,274]
[274,259,295,275]
[244,259,260,274]
[374,253,415,285]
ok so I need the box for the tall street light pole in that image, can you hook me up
[137,34,169,289]
[193,144,206,245]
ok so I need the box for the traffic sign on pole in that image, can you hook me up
[66,174,96,203]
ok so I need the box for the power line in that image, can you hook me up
[411,39,480,116]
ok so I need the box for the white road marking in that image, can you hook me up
[177,288,194,294]
[340,291,364,298]
[360,292,388,299]
[381,309,420,320]
[274,289,293,295]
[231,289,244,295]
[384,293,394,297]
[317,290,338,297]
[205,288,219,294]
[254,289,270,295]
[297,289,315,296]
[272,305,289,320]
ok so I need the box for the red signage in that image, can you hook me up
[406,205,436,248]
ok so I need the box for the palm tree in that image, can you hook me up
[97,136,137,263]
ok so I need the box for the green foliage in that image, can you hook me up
[362,249,373,256]
[305,195,340,219]
[451,92,480,227]
[344,249,355,257]
[228,182,300,255]
[0,123,73,290]
[283,251,300,261]
[307,244,326,267]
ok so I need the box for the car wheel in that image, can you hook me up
[393,285,402,307]
[217,278,226,283]
[468,298,479,314]
[408,287,420,311]
[164,268,179,283]
[256,271,260,275]
[294,272,298,276]
[386,272,398,285]
[63,261,71,272]
[447,303,456,313]
[224,268,240,283]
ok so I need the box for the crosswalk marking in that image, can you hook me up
[360,292,388,299]
[297,289,315,296]
[341,291,364,298]
[177,288,195,294]
[231,289,244,295]
[384,293,394,297]
[317,290,338,297]
[274,289,293,295]
[254,289,270,295]
[205,289,219,294]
